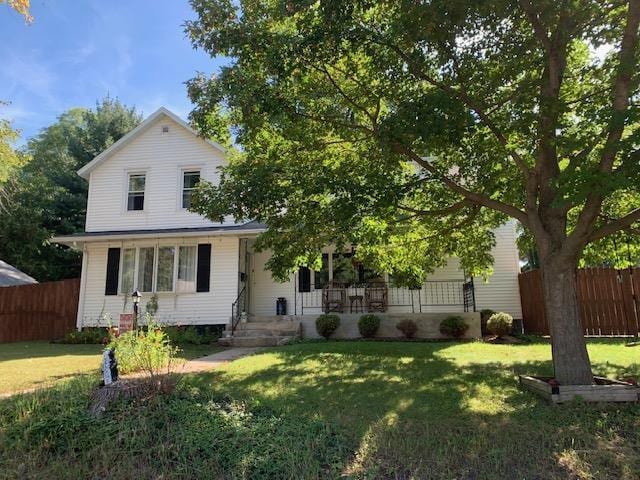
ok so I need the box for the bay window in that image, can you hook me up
[119,244,199,294]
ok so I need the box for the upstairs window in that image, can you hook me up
[182,171,200,209]
[127,173,145,211]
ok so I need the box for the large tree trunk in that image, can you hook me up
[540,257,594,385]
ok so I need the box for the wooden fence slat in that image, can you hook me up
[0,278,80,343]
[520,268,639,336]
[632,270,640,335]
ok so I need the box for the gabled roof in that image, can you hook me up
[77,107,226,179]
[0,260,37,287]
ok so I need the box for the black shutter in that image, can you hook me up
[105,248,121,296]
[196,243,212,292]
[298,266,311,292]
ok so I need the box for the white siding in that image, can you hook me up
[250,248,296,316]
[85,114,233,232]
[78,236,239,327]
[473,220,522,318]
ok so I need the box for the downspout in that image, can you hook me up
[76,243,89,331]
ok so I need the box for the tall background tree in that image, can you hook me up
[0,98,141,281]
[0,102,28,200]
[186,0,640,385]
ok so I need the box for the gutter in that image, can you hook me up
[52,228,266,246]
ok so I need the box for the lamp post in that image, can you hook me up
[131,289,142,329]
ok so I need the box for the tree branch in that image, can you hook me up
[289,85,530,226]
[569,0,640,247]
[598,0,640,174]
[371,37,532,177]
[315,64,378,126]
[392,142,530,225]
[397,200,472,217]
[518,0,551,52]
[589,209,640,242]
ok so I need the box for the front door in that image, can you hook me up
[238,238,252,315]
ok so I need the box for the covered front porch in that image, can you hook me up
[224,238,481,344]
[236,238,477,318]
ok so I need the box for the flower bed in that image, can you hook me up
[519,375,639,403]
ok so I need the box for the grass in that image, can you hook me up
[1,339,639,479]
[0,341,223,394]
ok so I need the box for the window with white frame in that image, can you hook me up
[182,171,200,209]
[127,173,146,211]
[119,244,199,294]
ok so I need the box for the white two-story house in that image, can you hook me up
[54,107,522,344]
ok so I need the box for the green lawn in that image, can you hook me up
[0,341,222,394]
[1,339,639,479]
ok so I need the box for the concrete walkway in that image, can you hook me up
[178,346,266,373]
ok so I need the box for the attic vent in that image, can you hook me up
[161,125,169,133]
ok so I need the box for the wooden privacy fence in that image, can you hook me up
[519,268,640,336]
[0,278,80,343]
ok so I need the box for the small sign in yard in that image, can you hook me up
[119,313,133,332]
[102,349,119,385]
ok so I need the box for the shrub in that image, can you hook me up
[480,309,495,335]
[439,316,469,338]
[109,323,178,375]
[163,325,222,345]
[315,314,340,339]
[358,314,380,338]
[486,312,513,338]
[145,294,159,317]
[396,319,418,339]
[59,327,110,344]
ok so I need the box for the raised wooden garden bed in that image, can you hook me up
[519,375,640,403]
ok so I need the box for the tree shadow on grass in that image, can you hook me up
[1,341,638,479]
[187,341,640,479]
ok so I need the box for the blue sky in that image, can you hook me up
[0,0,227,143]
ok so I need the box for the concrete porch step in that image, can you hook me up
[218,316,301,347]
[232,328,300,337]
[247,315,299,322]
[218,335,295,347]
[236,320,301,330]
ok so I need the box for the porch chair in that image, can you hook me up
[365,282,388,312]
[322,281,346,313]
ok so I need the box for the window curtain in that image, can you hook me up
[137,247,155,292]
[121,248,136,294]
[177,246,197,292]
[156,246,175,292]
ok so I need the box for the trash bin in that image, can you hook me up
[276,297,287,315]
